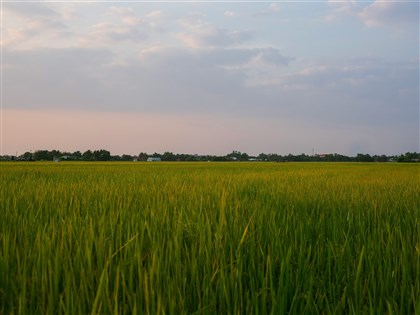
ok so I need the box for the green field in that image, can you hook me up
[1,162,419,314]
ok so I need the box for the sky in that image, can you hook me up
[1,0,419,156]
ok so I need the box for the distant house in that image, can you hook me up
[54,155,72,162]
[147,157,161,162]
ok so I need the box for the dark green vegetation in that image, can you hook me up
[2,149,419,162]
[1,162,419,314]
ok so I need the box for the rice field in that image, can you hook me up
[1,162,419,314]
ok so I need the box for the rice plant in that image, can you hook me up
[1,162,419,314]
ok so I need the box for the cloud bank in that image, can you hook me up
[2,2,419,155]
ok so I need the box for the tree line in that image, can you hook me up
[1,150,419,162]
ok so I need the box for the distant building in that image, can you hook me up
[147,157,161,162]
[53,156,72,162]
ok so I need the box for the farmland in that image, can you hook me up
[1,162,419,314]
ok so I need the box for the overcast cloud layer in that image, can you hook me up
[2,1,419,155]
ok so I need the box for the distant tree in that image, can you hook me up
[110,155,121,161]
[294,153,309,162]
[240,152,249,161]
[176,154,188,161]
[50,150,61,160]
[72,151,82,160]
[227,150,246,161]
[398,152,420,162]
[355,153,374,162]
[162,152,176,161]
[82,150,94,161]
[138,152,149,161]
[9,148,412,164]
[21,152,34,161]
[270,154,283,162]
[258,153,268,161]
[93,149,111,161]
[33,150,50,161]
[121,154,133,161]
[213,156,228,161]
[373,155,388,162]
[152,152,161,158]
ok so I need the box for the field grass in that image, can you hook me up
[1,162,419,314]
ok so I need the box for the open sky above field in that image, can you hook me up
[1,1,419,156]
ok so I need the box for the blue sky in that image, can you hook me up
[2,1,419,155]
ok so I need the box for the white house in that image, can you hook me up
[147,157,161,162]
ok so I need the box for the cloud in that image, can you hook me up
[177,16,251,49]
[110,6,143,26]
[3,2,418,156]
[80,7,170,47]
[252,57,419,130]
[215,47,293,68]
[252,47,294,66]
[359,1,419,27]
[258,57,418,92]
[3,48,114,109]
[254,3,281,17]
[5,44,417,131]
[82,7,149,45]
[110,48,256,113]
[87,22,148,43]
[3,4,151,50]
[146,10,164,19]
[177,28,251,49]
[3,44,418,155]
[4,2,58,18]
[3,3,69,48]
[111,6,168,29]
[3,44,294,116]
[325,1,419,28]
[144,10,168,31]
[324,1,356,22]
[224,11,235,18]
